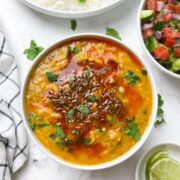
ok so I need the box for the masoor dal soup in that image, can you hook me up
[25,39,153,165]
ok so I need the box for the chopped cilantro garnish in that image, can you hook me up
[154,118,165,128]
[83,138,91,146]
[38,123,49,128]
[125,118,141,142]
[57,127,66,139]
[30,123,36,131]
[125,71,140,86]
[98,128,106,133]
[154,94,166,128]
[73,47,81,54]
[56,141,64,146]
[69,76,76,82]
[106,28,122,40]
[82,67,93,77]
[56,139,72,147]
[70,20,77,31]
[45,72,58,82]
[154,22,165,31]
[49,133,57,140]
[87,95,96,102]
[71,129,81,135]
[79,0,86,3]
[106,114,122,126]
[24,40,44,60]
[77,104,90,114]
[27,112,40,121]
[142,69,148,75]
[67,109,75,120]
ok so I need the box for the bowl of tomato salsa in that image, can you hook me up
[21,34,157,170]
[138,0,180,79]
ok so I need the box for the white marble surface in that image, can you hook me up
[0,0,180,179]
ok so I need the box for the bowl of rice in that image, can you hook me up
[20,0,125,18]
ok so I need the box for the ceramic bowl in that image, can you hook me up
[21,33,158,170]
[135,143,180,180]
[19,0,125,18]
[137,0,180,79]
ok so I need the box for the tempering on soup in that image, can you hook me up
[25,39,153,165]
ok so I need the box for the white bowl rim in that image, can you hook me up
[135,142,180,180]
[21,33,158,170]
[137,0,180,80]
[19,0,124,18]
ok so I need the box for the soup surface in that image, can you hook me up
[25,39,153,165]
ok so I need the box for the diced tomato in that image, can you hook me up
[154,46,170,60]
[159,0,167,2]
[163,27,180,39]
[144,29,154,39]
[174,48,180,58]
[164,12,174,22]
[166,4,176,11]
[147,0,157,11]
[175,4,180,14]
[165,38,176,47]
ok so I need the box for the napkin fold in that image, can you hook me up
[0,30,28,180]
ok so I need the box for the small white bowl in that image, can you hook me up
[21,33,158,170]
[137,0,180,79]
[135,143,180,180]
[19,0,125,18]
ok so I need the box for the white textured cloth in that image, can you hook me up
[0,31,28,180]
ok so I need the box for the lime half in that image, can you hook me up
[146,150,168,179]
[149,157,180,180]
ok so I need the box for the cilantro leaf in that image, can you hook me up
[79,0,86,3]
[87,95,96,103]
[125,71,140,86]
[154,94,166,128]
[69,76,76,82]
[45,72,58,82]
[67,109,75,120]
[77,104,90,114]
[142,69,148,75]
[154,22,165,31]
[24,40,44,60]
[83,138,91,146]
[27,112,40,121]
[57,127,66,139]
[49,133,57,140]
[71,128,81,135]
[125,120,141,141]
[106,28,122,40]
[154,118,165,128]
[38,123,49,128]
[30,123,36,131]
[70,20,77,31]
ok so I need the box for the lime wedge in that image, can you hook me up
[149,157,180,180]
[146,150,168,179]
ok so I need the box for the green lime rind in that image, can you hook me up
[149,157,180,180]
[146,150,168,180]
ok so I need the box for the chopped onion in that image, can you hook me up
[142,23,154,30]
[174,14,180,20]
[157,1,165,12]
[155,31,162,40]
[174,39,180,47]
[168,0,177,4]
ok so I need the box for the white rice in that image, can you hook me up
[29,0,117,11]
